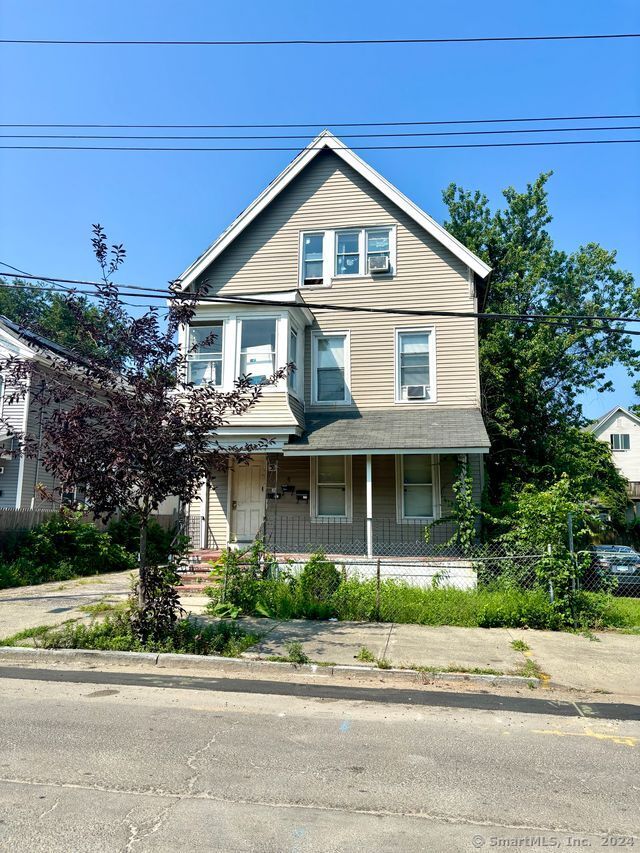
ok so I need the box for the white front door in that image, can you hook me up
[231,458,266,543]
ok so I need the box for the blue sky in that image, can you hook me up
[0,0,638,418]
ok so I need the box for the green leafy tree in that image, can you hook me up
[0,277,119,359]
[443,173,639,512]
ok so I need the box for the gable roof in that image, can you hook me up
[587,405,640,433]
[176,130,492,290]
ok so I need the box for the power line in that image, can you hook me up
[2,139,639,153]
[1,272,638,331]
[1,33,638,46]
[4,124,640,141]
[2,113,637,129]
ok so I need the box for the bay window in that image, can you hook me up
[288,326,298,392]
[187,322,223,386]
[239,318,276,385]
[313,333,349,404]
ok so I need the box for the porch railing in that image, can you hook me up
[262,515,461,558]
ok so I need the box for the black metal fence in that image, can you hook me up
[263,514,460,558]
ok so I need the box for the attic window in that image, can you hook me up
[302,233,324,285]
[611,433,630,451]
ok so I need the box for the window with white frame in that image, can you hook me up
[396,329,433,402]
[366,228,391,272]
[314,455,350,519]
[187,322,223,386]
[334,227,393,277]
[335,230,360,276]
[300,227,395,286]
[239,318,276,385]
[287,326,298,392]
[611,433,631,451]
[302,233,325,285]
[399,455,434,520]
[313,333,349,404]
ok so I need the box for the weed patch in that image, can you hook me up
[355,646,376,663]
[8,610,259,657]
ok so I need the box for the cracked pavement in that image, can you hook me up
[0,667,638,851]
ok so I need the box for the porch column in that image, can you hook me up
[200,478,209,550]
[366,454,373,559]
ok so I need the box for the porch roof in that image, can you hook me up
[282,407,490,456]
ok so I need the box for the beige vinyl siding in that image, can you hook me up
[194,150,480,412]
[257,453,475,552]
[222,391,300,429]
[287,393,305,430]
[207,464,229,549]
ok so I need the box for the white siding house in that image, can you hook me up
[587,406,640,517]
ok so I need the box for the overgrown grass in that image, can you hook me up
[212,576,640,632]
[2,610,259,657]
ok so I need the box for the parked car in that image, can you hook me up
[590,545,640,595]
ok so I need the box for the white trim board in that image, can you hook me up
[175,130,492,290]
[587,405,640,433]
[283,446,490,457]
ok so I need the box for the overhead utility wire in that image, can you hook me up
[5,124,639,140]
[3,113,637,129]
[3,139,639,152]
[1,33,638,46]
[1,272,639,329]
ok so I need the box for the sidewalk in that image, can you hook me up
[1,578,638,698]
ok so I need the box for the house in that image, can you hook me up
[587,406,640,519]
[0,315,87,510]
[176,131,491,564]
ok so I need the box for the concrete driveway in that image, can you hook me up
[0,571,136,637]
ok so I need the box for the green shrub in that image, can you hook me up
[0,512,136,590]
[107,513,187,564]
[298,552,342,601]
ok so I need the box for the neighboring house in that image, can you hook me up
[0,316,87,510]
[587,406,640,518]
[176,131,491,560]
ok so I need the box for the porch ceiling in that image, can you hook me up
[282,407,490,455]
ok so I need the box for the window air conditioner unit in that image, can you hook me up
[368,255,390,273]
[404,385,429,400]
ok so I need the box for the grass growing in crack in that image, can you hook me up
[355,645,376,663]
[267,641,310,665]
[79,600,123,615]
[285,641,309,664]
[376,658,392,669]
[511,639,530,652]
[517,658,544,679]
[0,623,61,646]
[410,664,505,676]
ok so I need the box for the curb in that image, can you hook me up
[0,646,540,688]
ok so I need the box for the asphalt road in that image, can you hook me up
[1,668,638,852]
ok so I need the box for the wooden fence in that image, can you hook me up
[0,508,178,535]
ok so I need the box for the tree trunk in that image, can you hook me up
[138,519,148,610]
